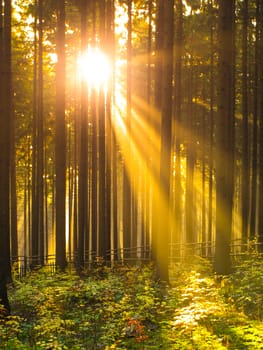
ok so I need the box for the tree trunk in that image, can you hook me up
[0,0,12,315]
[250,0,259,241]
[208,0,215,257]
[55,0,66,270]
[78,0,88,269]
[156,0,174,282]
[185,41,195,252]
[257,0,263,251]
[91,0,97,261]
[122,0,132,262]
[105,0,115,262]
[172,0,183,258]
[241,0,249,247]
[151,0,164,263]
[214,0,235,275]
[38,0,44,265]
[31,0,39,266]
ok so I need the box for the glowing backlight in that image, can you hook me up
[78,47,110,90]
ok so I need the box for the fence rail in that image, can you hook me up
[11,240,263,278]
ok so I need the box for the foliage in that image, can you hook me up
[2,259,263,349]
[221,250,263,320]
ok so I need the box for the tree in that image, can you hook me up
[78,0,88,269]
[105,0,115,261]
[241,0,249,246]
[257,0,263,250]
[0,0,12,315]
[55,0,66,270]
[172,0,183,256]
[208,0,216,257]
[214,0,235,275]
[122,0,132,262]
[31,0,44,267]
[185,15,195,250]
[156,0,174,282]
[98,0,110,260]
[151,0,164,264]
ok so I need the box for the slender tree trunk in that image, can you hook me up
[109,0,118,262]
[152,0,164,263]
[38,0,44,265]
[91,0,97,261]
[241,0,249,247]
[257,0,263,251]
[105,0,115,262]
[156,0,174,282]
[10,49,18,262]
[9,0,17,261]
[31,0,39,266]
[123,0,132,262]
[185,44,195,251]
[142,0,153,261]
[250,0,259,241]
[78,0,88,269]
[55,0,66,270]
[208,0,215,257]
[173,0,183,258]
[98,84,107,259]
[98,0,106,259]
[0,0,12,315]
[112,135,118,260]
[214,0,235,275]
[91,88,97,260]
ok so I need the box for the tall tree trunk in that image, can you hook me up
[10,40,18,262]
[31,0,44,265]
[241,0,249,247]
[156,0,174,282]
[38,0,44,265]
[105,0,115,262]
[172,0,183,257]
[123,0,132,262]
[109,0,118,262]
[55,0,66,270]
[214,0,235,275]
[152,0,164,263]
[78,0,88,269]
[250,0,259,241]
[0,0,12,315]
[185,41,195,251]
[208,0,215,257]
[98,0,108,260]
[257,0,263,251]
[31,0,39,266]
[142,0,153,260]
[9,0,17,262]
[91,0,97,261]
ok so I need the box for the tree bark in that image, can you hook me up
[78,0,88,269]
[241,0,249,247]
[55,0,66,270]
[214,0,235,275]
[156,0,174,282]
[122,0,132,262]
[257,0,263,250]
[0,0,12,315]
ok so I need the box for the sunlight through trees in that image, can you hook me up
[0,0,263,311]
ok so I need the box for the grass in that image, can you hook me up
[1,255,263,349]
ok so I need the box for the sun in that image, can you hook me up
[78,47,111,90]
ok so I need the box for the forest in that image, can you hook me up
[0,0,263,348]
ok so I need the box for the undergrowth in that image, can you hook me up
[0,255,262,349]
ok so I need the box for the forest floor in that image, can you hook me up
[1,254,263,349]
